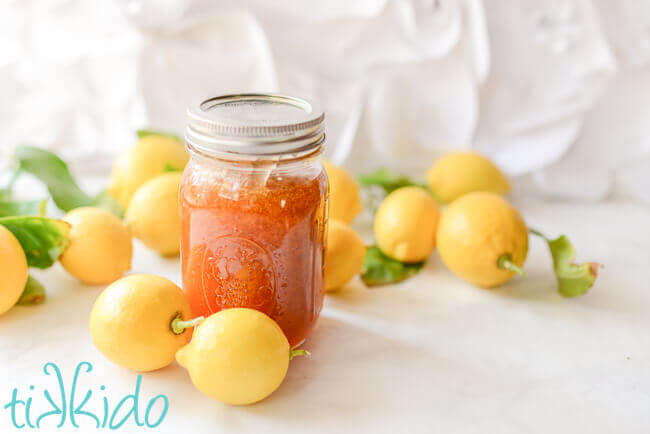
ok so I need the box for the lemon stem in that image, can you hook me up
[289,349,310,360]
[171,315,204,335]
[497,253,525,276]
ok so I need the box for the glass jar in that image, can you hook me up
[180,94,328,347]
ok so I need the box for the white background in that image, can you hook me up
[1,2,650,434]
[1,0,649,203]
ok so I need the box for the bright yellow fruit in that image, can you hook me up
[374,186,440,262]
[176,308,297,405]
[90,274,193,372]
[108,135,188,209]
[426,151,510,203]
[437,192,528,288]
[0,226,28,315]
[324,219,366,292]
[125,172,182,256]
[323,160,362,224]
[60,207,132,285]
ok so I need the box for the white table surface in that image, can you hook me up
[1,197,649,434]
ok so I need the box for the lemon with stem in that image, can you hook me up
[437,192,527,287]
[176,308,308,405]
[90,274,199,372]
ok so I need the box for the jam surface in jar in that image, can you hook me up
[180,157,328,347]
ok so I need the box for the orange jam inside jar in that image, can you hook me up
[180,94,328,347]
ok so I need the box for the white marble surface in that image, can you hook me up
[1,197,649,433]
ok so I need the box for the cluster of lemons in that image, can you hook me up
[0,135,188,318]
[0,135,186,317]
[58,133,525,296]
[80,141,527,406]
[41,135,188,288]
[91,275,301,406]
[110,135,188,256]
[324,151,527,289]
[75,134,307,405]
[0,132,528,407]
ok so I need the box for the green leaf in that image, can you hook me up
[136,129,181,142]
[0,199,46,217]
[529,228,600,297]
[0,216,70,269]
[14,146,92,211]
[361,245,425,286]
[12,146,123,217]
[358,168,428,195]
[17,275,46,305]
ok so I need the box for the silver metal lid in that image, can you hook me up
[186,93,325,159]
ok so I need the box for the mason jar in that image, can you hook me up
[180,94,328,347]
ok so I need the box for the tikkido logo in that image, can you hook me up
[2,362,168,430]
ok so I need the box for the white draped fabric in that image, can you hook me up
[1,0,649,203]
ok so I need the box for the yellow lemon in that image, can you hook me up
[437,192,528,288]
[426,151,510,203]
[108,135,188,209]
[125,172,182,256]
[90,274,194,372]
[60,207,132,285]
[176,308,306,405]
[0,226,29,315]
[323,160,362,223]
[374,186,440,262]
[324,219,366,292]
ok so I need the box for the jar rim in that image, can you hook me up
[186,138,325,165]
[186,93,325,160]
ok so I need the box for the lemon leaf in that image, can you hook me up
[529,229,600,297]
[12,146,123,217]
[361,245,425,286]
[14,146,91,210]
[0,199,47,217]
[0,216,70,269]
[16,275,46,305]
[358,168,427,195]
[136,129,182,142]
